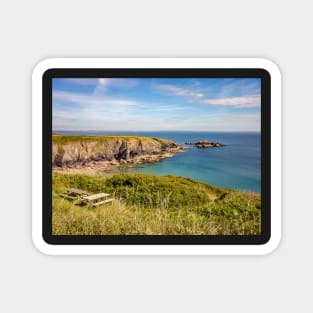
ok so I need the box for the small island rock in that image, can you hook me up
[185,140,225,148]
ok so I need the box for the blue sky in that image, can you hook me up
[52,78,261,132]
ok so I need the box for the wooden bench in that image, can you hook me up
[81,193,114,207]
[92,198,114,207]
[60,188,90,200]
[60,194,77,200]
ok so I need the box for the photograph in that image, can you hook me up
[51,77,261,236]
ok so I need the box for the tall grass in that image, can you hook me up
[52,173,261,235]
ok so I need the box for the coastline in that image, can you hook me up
[52,132,261,192]
[52,151,182,176]
[52,134,184,176]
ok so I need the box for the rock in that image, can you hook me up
[185,140,225,148]
[54,153,63,167]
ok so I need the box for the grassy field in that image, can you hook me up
[52,134,173,145]
[52,172,261,235]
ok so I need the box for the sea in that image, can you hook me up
[56,131,261,193]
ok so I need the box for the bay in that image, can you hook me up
[56,131,261,192]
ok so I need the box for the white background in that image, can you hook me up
[0,0,311,312]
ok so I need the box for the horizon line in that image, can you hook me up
[53,129,261,133]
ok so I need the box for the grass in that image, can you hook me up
[52,172,261,235]
[52,134,173,145]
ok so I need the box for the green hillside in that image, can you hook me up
[52,173,261,235]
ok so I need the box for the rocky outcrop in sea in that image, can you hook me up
[185,140,225,148]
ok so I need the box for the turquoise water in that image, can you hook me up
[57,131,261,192]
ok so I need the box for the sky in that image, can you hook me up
[52,78,261,132]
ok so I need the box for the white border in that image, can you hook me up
[32,58,281,255]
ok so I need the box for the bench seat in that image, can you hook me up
[60,194,78,200]
[92,198,114,207]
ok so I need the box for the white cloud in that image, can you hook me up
[157,84,204,98]
[93,78,111,95]
[157,83,260,108]
[201,95,260,108]
[53,90,188,113]
[52,89,141,131]
[53,107,260,132]
[53,90,138,107]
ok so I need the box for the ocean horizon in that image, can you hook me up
[54,130,261,193]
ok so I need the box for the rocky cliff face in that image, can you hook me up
[52,136,183,168]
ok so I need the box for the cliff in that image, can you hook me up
[52,135,183,168]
